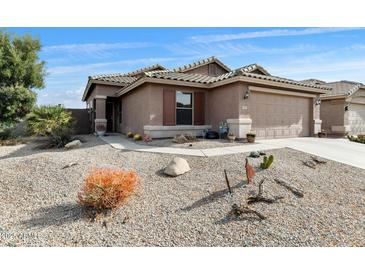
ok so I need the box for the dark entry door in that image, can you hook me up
[106,102,114,132]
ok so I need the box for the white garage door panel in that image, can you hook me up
[349,103,365,134]
[250,92,311,139]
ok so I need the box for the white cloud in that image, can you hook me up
[165,42,319,58]
[47,57,178,75]
[271,59,365,75]
[37,86,86,108]
[43,42,151,53]
[65,87,84,96]
[268,59,365,84]
[190,27,361,43]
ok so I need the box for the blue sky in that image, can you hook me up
[5,27,365,108]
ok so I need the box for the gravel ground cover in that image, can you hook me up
[136,137,248,149]
[0,135,364,247]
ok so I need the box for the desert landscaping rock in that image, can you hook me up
[0,135,364,247]
[164,157,191,177]
[64,140,82,149]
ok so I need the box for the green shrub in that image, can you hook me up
[260,155,274,169]
[127,131,134,138]
[0,127,12,140]
[348,135,365,144]
[26,105,74,148]
[133,134,142,141]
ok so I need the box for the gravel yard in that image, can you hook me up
[135,137,249,149]
[0,135,364,247]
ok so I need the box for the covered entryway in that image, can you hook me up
[250,92,311,139]
[106,101,114,132]
[348,103,365,135]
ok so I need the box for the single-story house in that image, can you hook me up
[318,80,365,135]
[81,57,330,139]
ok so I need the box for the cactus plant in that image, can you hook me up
[260,155,274,169]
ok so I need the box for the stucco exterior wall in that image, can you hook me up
[350,88,365,105]
[206,82,241,131]
[320,99,345,132]
[120,84,151,135]
[148,83,209,125]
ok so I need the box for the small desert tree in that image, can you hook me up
[26,105,74,148]
[0,30,45,128]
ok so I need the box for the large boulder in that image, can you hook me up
[64,140,82,149]
[164,157,191,177]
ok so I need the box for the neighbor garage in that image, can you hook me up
[321,81,365,135]
[348,103,365,135]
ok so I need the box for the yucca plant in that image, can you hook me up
[26,105,74,148]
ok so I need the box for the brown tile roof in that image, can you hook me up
[321,80,363,97]
[123,64,166,76]
[172,56,231,73]
[300,79,327,85]
[142,68,331,90]
[144,70,215,84]
[235,63,271,75]
[90,74,137,84]
[89,64,166,84]
[83,56,331,101]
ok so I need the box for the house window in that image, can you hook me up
[119,100,122,123]
[176,91,192,125]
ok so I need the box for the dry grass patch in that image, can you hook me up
[78,168,139,209]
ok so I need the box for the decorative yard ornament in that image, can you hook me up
[245,158,255,183]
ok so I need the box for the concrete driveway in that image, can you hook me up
[259,137,365,169]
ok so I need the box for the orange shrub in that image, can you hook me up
[78,168,139,209]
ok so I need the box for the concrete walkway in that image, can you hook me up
[99,134,285,157]
[100,135,365,169]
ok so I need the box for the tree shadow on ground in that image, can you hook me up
[180,180,247,212]
[20,203,100,228]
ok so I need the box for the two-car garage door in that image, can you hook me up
[348,103,365,135]
[250,92,312,139]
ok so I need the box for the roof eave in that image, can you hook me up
[321,94,347,100]
[82,79,128,102]
[116,77,208,96]
[211,76,328,94]
[116,75,328,97]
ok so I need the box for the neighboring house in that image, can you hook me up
[82,56,329,139]
[319,81,365,135]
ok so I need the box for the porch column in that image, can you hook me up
[313,95,322,135]
[227,118,252,139]
[94,95,107,132]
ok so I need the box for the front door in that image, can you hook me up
[106,102,114,132]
